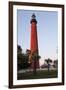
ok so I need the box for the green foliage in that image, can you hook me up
[31,52,41,61]
[17,45,41,71]
[17,53,30,70]
[29,51,41,74]
[45,58,52,64]
[45,58,52,72]
[53,59,58,69]
[17,45,30,70]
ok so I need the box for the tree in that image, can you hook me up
[17,45,22,54]
[45,58,52,72]
[29,51,41,74]
[53,59,58,69]
[18,53,30,70]
[17,45,30,70]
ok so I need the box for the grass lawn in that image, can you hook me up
[17,70,58,80]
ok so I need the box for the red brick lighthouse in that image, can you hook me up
[29,14,39,68]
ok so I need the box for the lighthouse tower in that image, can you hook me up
[30,14,39,68]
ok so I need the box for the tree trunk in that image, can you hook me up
[47,63,50,78]
[33,60,37,75]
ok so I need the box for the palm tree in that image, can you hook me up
[53,59,58,70]
[45,58,52,72]
[29,51,40,74]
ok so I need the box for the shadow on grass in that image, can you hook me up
[17,70,58,80]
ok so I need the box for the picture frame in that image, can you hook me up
[9,1,64,88]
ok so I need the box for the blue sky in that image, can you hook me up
[17,9,58,62]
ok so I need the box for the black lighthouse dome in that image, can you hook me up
[30,13,37,24]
